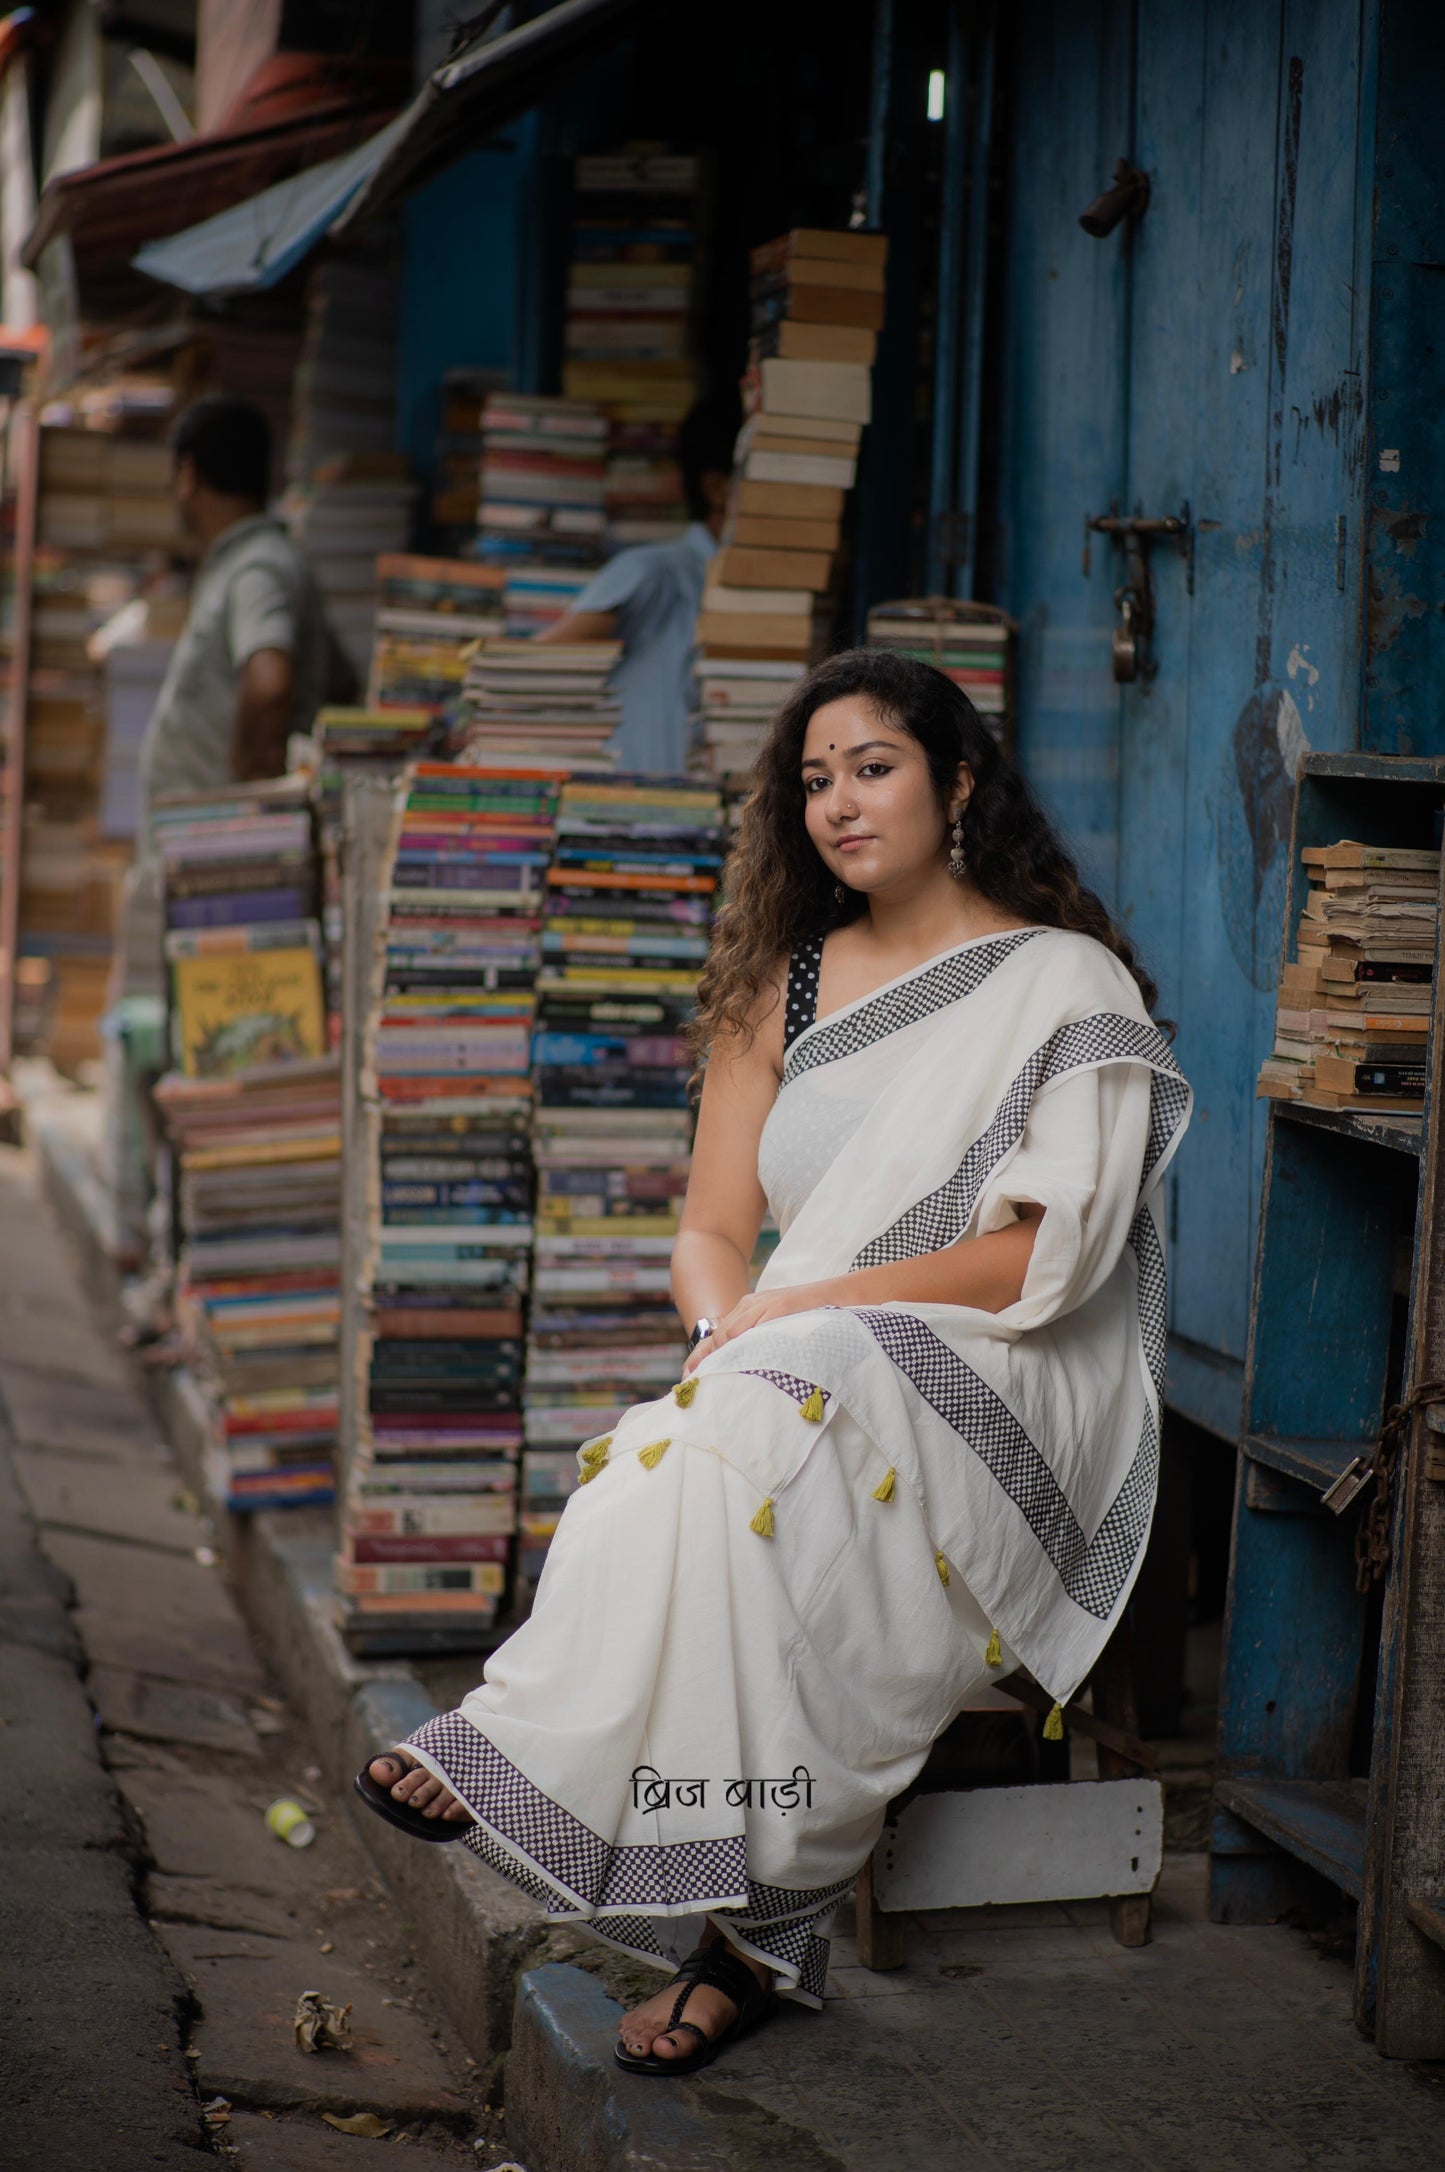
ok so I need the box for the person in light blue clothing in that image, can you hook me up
[535,395,741,773]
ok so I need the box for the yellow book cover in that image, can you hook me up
[172,946,326,1076]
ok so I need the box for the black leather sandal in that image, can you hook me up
[613,1938,778,2077]
[353,1752,472,1844]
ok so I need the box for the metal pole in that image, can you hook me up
[927,0,969,595]
[862,0,895,228]
[953,8,996,600]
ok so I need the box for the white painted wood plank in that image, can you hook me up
[871,1779,1164,1912]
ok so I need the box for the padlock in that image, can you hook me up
[1111,589,1140,683]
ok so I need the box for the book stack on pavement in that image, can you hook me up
[564,151,702,552]
[156,1060,342,1510]
[457,638,621,768]
[154,778,327,1076]
[476,392,609,601]
[335,762,560,1650]
[522,774,724,1598]
[154,779,335,1508]
[694,228,887,793]
[367,553,506,726]
[865,599,1010,738]
[1258,840,1438,1114]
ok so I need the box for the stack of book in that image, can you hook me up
[430,368,507,545]
[694,227,887,791]
[97,600,187,841]
[564,151,702,552]
[336,762,559,1650]
[694,659,807,799]
[456,638,622,767]
[21,412,182,1056]
[312,707,435,762]
[284,455,413,683]
[153,777,319,1020]
[367,553,506,723]
[865,600,1010,738]
[476,392,609,587]
[154,777,334,1510]
[522,774,724,1598]
[157,1061,342,1510]
[283,258,412,679]
[1258,840,1439,1114]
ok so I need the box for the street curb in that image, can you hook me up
[29,1107,787,2170]
[507,1966,736,2172]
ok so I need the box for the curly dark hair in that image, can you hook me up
[692,646,1162,1066]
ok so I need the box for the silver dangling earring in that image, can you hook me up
[834,882,846,905]
[948,811,967,881]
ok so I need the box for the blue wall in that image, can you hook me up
[396,148,521,489]
[993,0,1379,1438]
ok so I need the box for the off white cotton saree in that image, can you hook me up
[397,925,1192,2004]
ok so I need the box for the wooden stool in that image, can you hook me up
[854,1619,1161,1967]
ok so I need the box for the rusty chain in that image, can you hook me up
[1354,1378,1445,1595]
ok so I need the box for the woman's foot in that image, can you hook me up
[616,1928,774,2063]
[367,1749,472,1824]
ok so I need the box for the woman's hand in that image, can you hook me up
[683,1283,832,1373]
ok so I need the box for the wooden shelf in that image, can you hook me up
[1241,1431,1369,1493]
[1214,1777,1368,1899]
[1274,1101,1423,1159]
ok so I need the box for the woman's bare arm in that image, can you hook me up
[692,1206,1046,1367]
[670,976,785,1332]
[815,1207,1045,1313]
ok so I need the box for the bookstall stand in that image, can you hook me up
[1211,750,1445,2056]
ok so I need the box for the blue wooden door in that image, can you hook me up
[998,0,1371,1437]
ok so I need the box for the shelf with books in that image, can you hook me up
[1214,750,1445,2055]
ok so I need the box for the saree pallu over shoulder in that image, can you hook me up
[705,925,1192,1705]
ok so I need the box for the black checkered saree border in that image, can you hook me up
[404,1708,855,2005]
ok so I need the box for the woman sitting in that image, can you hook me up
[358,647,1190,2077]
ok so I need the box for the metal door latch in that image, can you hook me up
[1084,504,1193,683]
[1322,1454,1374,1516]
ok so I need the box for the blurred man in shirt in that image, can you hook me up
[534,394,741,772]
[118,395,328,999]
[138,395,328,820]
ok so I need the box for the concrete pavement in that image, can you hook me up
[0,1146,498,2167]
[19,1099,1445,2172]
